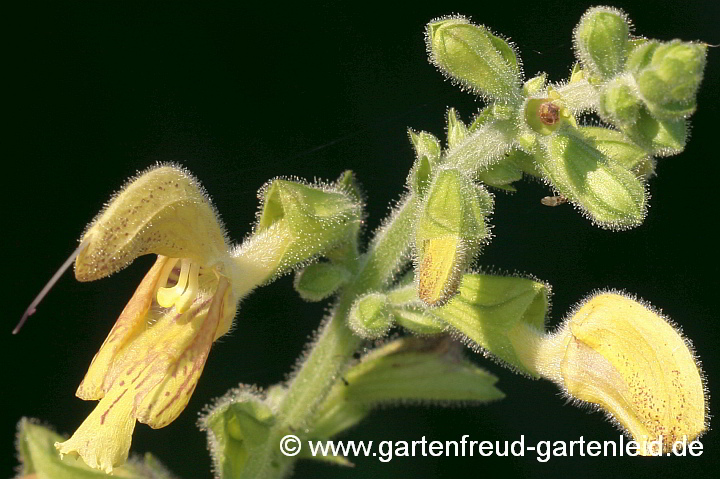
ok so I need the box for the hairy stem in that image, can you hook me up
[242,195,417,478]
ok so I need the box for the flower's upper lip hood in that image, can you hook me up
[75,164,230,282]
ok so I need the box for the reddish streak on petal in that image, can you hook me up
[100,389,128,425]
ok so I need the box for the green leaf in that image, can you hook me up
[15,418,178,479]
[312,337,504,438]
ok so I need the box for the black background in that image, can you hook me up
[4,1,719,478]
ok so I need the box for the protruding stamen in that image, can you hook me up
[155,258,180,295]
[175,262,200,313]
[13,238,91,334]
[157,259,191,308]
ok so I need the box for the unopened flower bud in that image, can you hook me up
[426,16,522,102]
[414,169,493,305]
[630,40,707,119]
[534,127,647,229]
[599,75,643,127]
[573,7,631,81]
[348,292,393,339]
[627,109,688,156]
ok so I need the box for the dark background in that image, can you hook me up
[4,1,718,478]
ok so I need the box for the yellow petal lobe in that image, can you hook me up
[55,383,136,473]
[562,293,706,454]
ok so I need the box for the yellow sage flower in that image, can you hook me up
[54,165,239,473]
[518,292,707,455]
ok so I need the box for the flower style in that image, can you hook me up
[55,165,240,473]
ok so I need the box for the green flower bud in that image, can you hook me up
[426,16,522,102]
[15,418,177,479]
[293,261,352,302]
[348,292,394,339]
[431,274,549,376]
[573,7,631,81]
[628,108,688,156]
[312,337,503,439]
[238,178,363,282]
[612,107,686,157]
[631,40,707,119]
[579,126,654,177]
[534,128,647,229]
[200,387,274,479]
[599,75,643,127]
[414,169,493,306]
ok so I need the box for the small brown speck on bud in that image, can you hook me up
[538,101,560,125]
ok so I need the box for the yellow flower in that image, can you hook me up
[16,164,362,473]
[55,165,240,473]
[516,292,707,455]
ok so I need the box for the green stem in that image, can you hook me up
[241,195,417,478]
